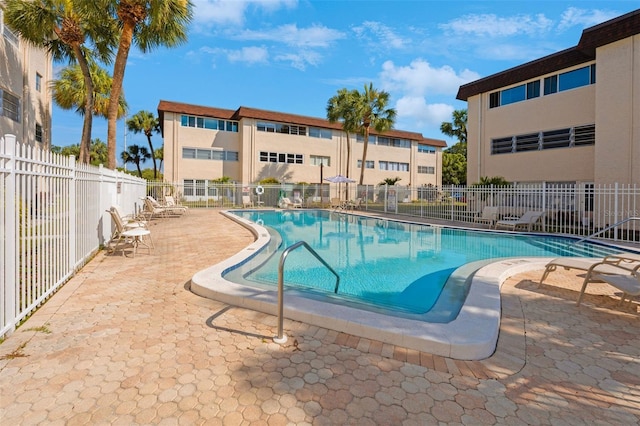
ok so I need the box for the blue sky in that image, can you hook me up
[51,0,638,166]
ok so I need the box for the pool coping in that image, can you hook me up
[190,210,555,360]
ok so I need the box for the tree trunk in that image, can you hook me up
[146,132,157,178]
[358,127,370,186]
[107,21,135,169]
[74,45,94,164]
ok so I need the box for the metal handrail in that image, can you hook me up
[274,241,340,344]
[573,216,640,245]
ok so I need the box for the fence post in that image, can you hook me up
[614,182,619,241]
[3,134,17,336]
[69,155,77,271]
[542,182,547,232]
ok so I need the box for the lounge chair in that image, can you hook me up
[590,270,640,306]
[330,198,343,209]
[279,197,301,209]
[148,195,186,215]
[107,208,152,257]
[242,195,254,208]
[540,252,640,285]
[165,195,189,213]
[474,206,499,228]
[495,210,544,231]
[347,198,363,210]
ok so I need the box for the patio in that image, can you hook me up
[0,209,638,424]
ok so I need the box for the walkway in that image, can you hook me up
[0,209,638,424]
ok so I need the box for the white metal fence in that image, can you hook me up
[1,134,146,338]
[148,180,639,243]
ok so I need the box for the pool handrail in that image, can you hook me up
[275,240,340,344]
[572,216,640,245]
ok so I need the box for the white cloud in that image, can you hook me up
[352,21,408,49]
[227,46,269,64]
[395,97,453,128]
[379,59,480,96]
[236,24,345,48]
[440,13,553,37]
[192,0,298,26]
[558,7,621,30]
[274,50,321,71]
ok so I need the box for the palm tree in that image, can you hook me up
[326,88,360,182]
[154,146,164,172]
[121,144,150,177]
[440,109,468,158]
[89,138,109,166]
[3,0,113,164]
[126,111,159,178]
[52,62,128,118]
[100,0,193,169]
[355,83,396,185]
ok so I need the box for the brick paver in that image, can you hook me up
[1,209,638,424]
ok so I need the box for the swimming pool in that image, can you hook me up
[190,209,632,360]
[223,210,620,321]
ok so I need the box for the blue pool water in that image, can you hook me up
[225,210,624,321]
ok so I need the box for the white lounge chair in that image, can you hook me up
[474,206,499,228]
[165,195,189,213]
[242,195,254,208]
[591,270,640,306]
[541,254,640,285]
[279,197,301,209]
[495,210,544,231]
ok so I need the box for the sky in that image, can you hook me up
[51,0,639,167]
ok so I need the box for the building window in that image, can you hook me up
[35,73,42,92]
[357,160,374,169]
[489,92,500,108]
[559,66,591,92]
[491,137,515,154]
[417,166,435,174]
[2,19,19,47]
[259,151,303,164]
[526,81,540,99]
[310,155,330,166]
[543,75,558,95]
[0,89,20,122]
[258,121,306,136]
[500,84,526,106]
[35,123,43,143]
[182,147,238,161]
[181,115,238,132]
[418,144,436,153]
[379,161,409,171]
[309,127,332,139]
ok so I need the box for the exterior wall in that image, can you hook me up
[594,35,640,184]
[468,67,598,184]
[0,12,52,147]
[161,106,444,187]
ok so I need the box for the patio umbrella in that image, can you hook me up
[324,174,356,183]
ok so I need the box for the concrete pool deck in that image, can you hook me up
[1,209,638,424]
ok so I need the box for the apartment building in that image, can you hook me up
[457,9,639,186]
[0,7,52,147]
[158,100,446,190]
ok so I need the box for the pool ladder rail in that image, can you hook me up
[572,216,640,245]
[274,241,340,344]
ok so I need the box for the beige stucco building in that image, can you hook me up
[158,100,446,190]
[0,7,52,147]
[457,9,639,186]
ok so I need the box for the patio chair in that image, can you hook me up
[111,205,148,234]
[165,195,189,213]
[474,206,499,228]
[148,195,186,215]
[107,208,152,257]
[590,269,640,306]
[540,253,640,285]
[242,195,254,208]
[348,198,363,210]
[279,197,301,209]
[495,210,544,231]
[330,198,343,209]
